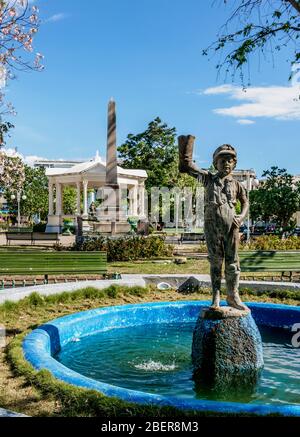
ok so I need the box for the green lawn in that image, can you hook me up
[107,259,285,279]
[108,258,210,275]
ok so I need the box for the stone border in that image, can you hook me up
[1,274,299,304]
[23,300,300,416]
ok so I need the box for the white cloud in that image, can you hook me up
[202,84,300,121]
[237,119,255,125]
[1,148,46,167]
[23,155,46,167]
[1,148,22,159]
[45,13,67,23]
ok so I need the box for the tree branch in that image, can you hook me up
[286,0,300,15]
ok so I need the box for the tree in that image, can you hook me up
[63,186,77,215]
[0,0,42,114]
[0,120,14,148]
[118,117,199,225]
[0,119,24,192]
[249,188,270,222]
[249,166,300,227]
[0,149,24,191]
[118,117,195,191]
[203,0,300,83]
[5,165,48,221]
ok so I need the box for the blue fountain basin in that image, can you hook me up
[23,301,300,416]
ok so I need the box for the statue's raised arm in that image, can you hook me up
[178,135,208,179]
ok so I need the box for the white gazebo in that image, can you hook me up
[45,153,147,233]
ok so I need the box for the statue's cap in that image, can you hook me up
[213,144,237,164]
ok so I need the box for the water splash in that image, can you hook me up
[133,360,177,372]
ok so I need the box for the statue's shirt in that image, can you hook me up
[197,172,247,229]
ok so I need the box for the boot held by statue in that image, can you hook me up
[178,135,200,174]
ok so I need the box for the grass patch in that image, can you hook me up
[0,285,149,332]
[108,258,290,281]
[108,259,210,275]
[239,287,300,302]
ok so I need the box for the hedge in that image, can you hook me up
[71,235,174,261]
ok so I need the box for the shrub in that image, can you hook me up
[106,285,119,298]
[52,242,67,251]
[32,222,47,232]
[198,242,207,253]
[0,222,8,231]
[241,235,300,251]
[72,235,173,261]
[27,292,45,307]
[197,236,300,252]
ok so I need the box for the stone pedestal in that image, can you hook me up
[192,307,264,392]
[92,221,131,234]
[45,215,61,233]
[81,219,92,233]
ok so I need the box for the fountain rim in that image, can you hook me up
[23,300,300,417]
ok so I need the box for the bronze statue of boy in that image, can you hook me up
[178,135,249,311]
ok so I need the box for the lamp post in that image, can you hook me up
[11,190,27,227]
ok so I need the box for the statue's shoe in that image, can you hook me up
[210,295,220,310]
[226,294,250,312]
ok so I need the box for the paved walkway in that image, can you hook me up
[0,274,299,304]
[0,232,75,247]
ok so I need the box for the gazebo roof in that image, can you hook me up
[46,155,147,179]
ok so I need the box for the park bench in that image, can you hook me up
[0,250,107,287]
[32,232,59,245]
[6,232,33,244]
[8,227,33,233]
[6,232,59,245]
[239,250,300,281]
[180,233,206,244]
[165,235,182,244]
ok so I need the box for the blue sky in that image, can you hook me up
[4,0,300,177]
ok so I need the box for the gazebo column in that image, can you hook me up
[46,181,62,233]
[139,184,146,218]
[82,180,88,219]
[55,182,62,216]
[131,185,138,216]
[128,186,133,215]
[48,181,54,215]
[88,189,95,208]
[46,180,62,233]
[76,181,81,215]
